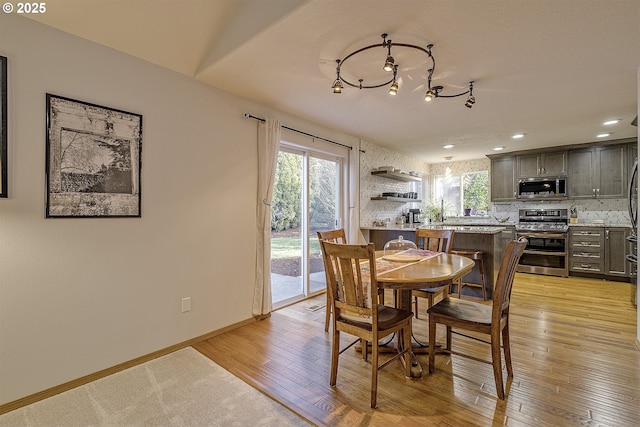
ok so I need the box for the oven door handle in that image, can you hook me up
[523,249,567,256]
[516,232,567,239]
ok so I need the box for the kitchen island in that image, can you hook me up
[360,224,511,299]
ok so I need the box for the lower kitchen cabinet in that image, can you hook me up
[605,227,631,277]
[569,227,604,273]
[569,226,631,279]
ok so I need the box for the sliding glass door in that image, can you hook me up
[270,147,342,309]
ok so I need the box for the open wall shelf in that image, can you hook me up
[371,170,422,182]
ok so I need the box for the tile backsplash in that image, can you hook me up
[360,140,429,226]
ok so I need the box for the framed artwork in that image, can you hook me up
[45,94,142,217]
[0,55,7,198]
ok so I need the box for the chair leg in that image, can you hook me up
[402,325,411,378]
[428,314,437,374]
[427,293,434,309]
[361,339,368,361]
[479,260,487,300]
[445,325,452,351]
[490,328,505,399]
[457,278,462,298]
[370,336,379,409]
[330,329,340,386]
[503,321,513,378]
[414,295,419,319]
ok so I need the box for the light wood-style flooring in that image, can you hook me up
[194,274,639,426]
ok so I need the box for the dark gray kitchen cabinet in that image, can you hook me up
[490,156,516,201]
[517,151,567,177]
[568,144,626,199]
[569,226,631,278]
[605,227,631,277]
[570,227,604,273]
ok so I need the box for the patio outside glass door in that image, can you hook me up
[271,148,342,309]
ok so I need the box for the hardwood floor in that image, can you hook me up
[194,273,639,426]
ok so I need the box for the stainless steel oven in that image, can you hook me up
[515,209,569,277]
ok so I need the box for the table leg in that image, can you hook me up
[396,289,424,378]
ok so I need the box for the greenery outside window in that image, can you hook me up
[433,171,489,217]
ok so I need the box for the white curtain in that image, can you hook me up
[253,118,281,318]
[348,140,362,244]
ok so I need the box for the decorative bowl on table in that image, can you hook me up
[382,236,420,262]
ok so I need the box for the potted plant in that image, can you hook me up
[424,201,443,222]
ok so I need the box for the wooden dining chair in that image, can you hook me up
[319,240,412,408]
[317,229,384,332]
[412,228,455,318]
[317,229,347,332]
[427,237,527,400]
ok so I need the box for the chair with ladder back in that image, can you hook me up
[427,237,527,399]
[411,228,455,318]
[317,229,385,332]
[319,239,412,408]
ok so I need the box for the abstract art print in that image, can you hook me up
[46,94,142,217]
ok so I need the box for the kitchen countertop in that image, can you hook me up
[567,222,632,228]
[361,225,507,234]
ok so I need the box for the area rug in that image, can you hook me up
[0,347,311,426]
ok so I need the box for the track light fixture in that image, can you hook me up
[464,82,475,108]
[331,33,476,108]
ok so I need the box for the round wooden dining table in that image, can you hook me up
[374,251,475,377]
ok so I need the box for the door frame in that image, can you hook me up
[271,138,349,309]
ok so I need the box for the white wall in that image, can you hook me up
[0,14,357,404]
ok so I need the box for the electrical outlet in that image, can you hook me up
[181,297,191,313]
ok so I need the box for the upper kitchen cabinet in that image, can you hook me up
[490,156,516,201]
[568,144,627,199]
[517,151,567,177]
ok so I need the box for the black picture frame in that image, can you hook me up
[0,56,7,198]
[45,94,142,218]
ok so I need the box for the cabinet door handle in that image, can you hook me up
[605,230,609,239]
[581,264,592,268]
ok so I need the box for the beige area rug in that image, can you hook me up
[0,347,311,426]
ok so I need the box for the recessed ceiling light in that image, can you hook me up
[493,146,505,151]
[603,119,619,126]
[512,133,525,139]
[597,133,610,138]
[444,156,453,161]
[443,144,455,149]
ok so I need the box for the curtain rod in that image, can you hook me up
[244,112,365,153]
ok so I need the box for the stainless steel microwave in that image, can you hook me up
[517,177,567,200]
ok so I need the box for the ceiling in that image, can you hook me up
[25,0,640,163]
